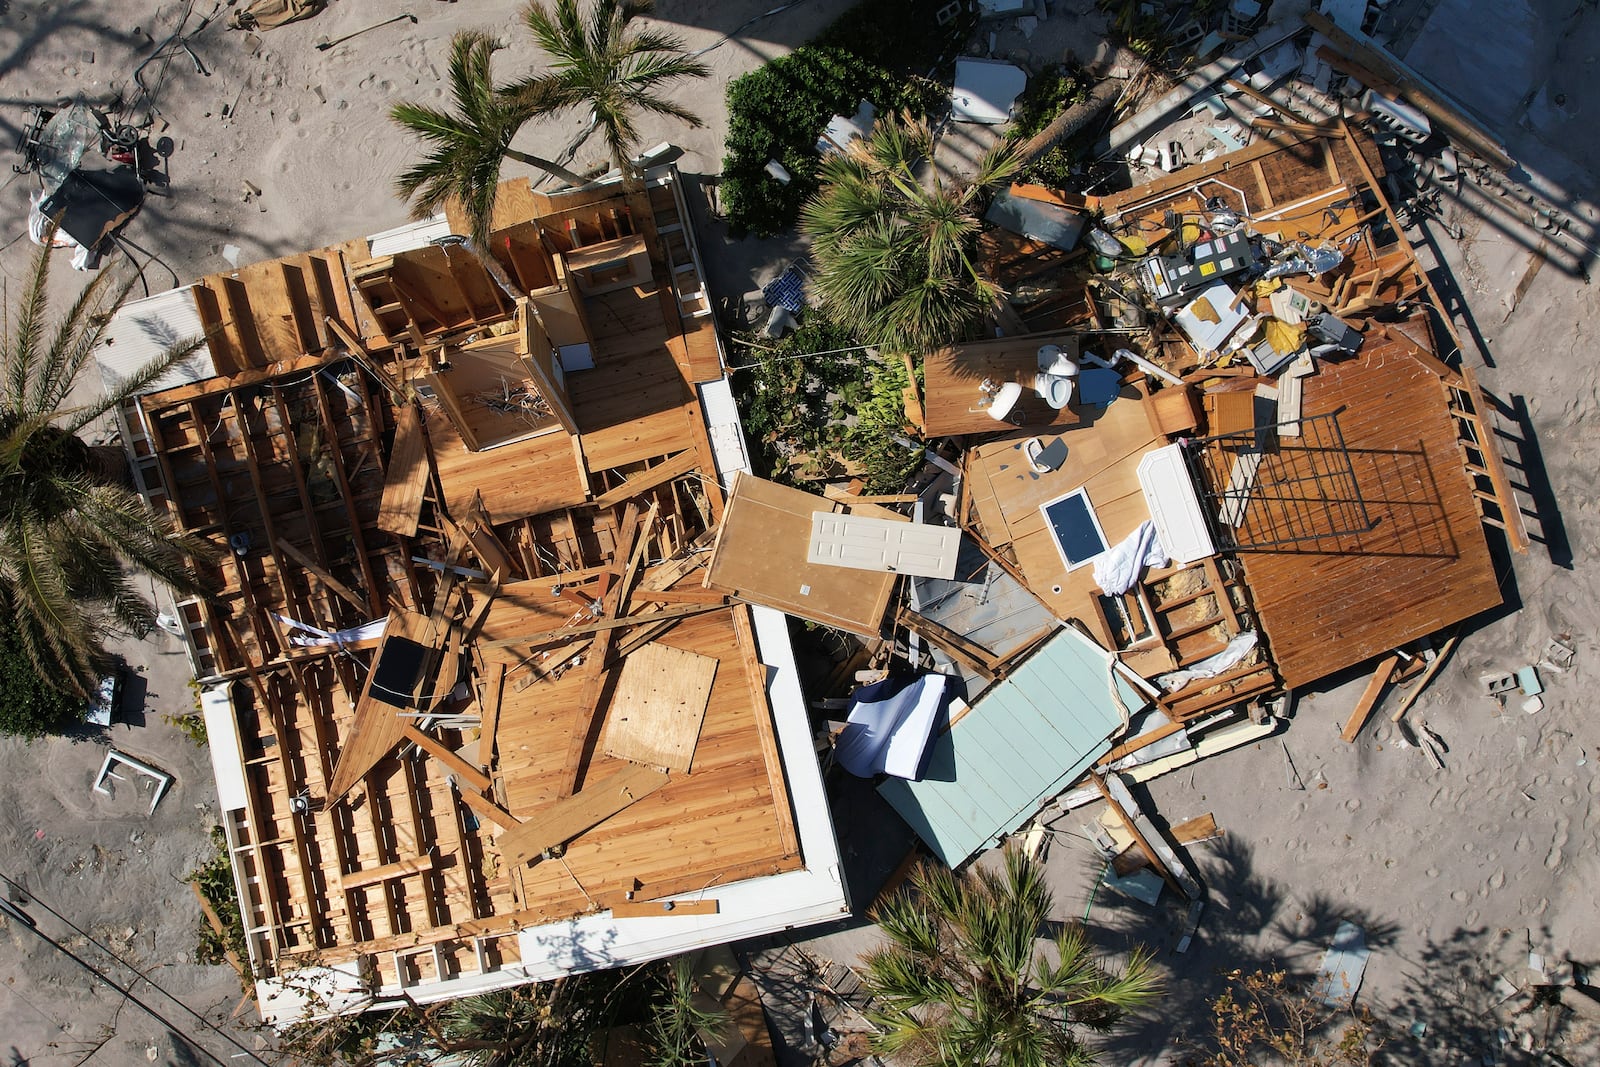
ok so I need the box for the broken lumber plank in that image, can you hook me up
[896,606,1000,681]
[378,404,430,537]
[592,449,698,509]
[338,851,435,891]
[558,503,649,797]
[1342,653,1401,742]
[634,588,728,606]
[610,898,719,918]
[455,786,519,830]
[482,601,721,649]
[821,485,919,505]
[189,881,248,980]
[403,725,491,794]
[1389,635,1460,723]
[1092,769,1203,901]
[1170,813,1224,846]
[495,764,670,866]
[274,538,368,614]
[478,663,506,771]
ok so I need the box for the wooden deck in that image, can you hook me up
[1235,331,1501,688]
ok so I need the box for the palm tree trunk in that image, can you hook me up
[1018,77,1123,166]
[505,147,588,188]
[459,235,527,302]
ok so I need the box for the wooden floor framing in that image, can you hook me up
[132,171,797,1000]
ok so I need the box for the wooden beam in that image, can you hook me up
[1341,653,1401,742]
[403,725,492,794]
[189,880,248,979]
[610,898,719,918]
[1389,635,1461,723]
[896,606,999,682]
[276,538,368,613]
[1097,719,1188,766]
[495,764,671,867]
[592,449,698,509]
[309,371,387,615]
[558,502,652,797]
[337,851,435,891]
[456,786,520,830]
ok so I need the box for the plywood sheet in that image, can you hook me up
[923,333,1088,436]
[378,404,430,536]
[602,643,718,772]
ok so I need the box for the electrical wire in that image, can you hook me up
[0,870,274,1063]
[0,881,268,1067]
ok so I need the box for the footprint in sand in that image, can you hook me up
[1486,867,1505,893]
[1546,816,1570,870]
[1514,833,1531,853]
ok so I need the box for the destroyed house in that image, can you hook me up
[98,168,847,1021]
[927,127,1521,713]
[725,127,1524,870]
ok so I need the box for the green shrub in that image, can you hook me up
[189,826,248,970]
[731,316,925,493]
[720,0,972,236]
[731,315,865,482]
[841,354,924,493]
[0,623,84,738]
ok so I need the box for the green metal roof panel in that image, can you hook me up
[879,626,1142,868]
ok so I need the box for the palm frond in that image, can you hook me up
[63,331,209,436]
[26,255,123,417]
[4,233,57,408]
[860,848,1161,1066]
[519,0,707,174]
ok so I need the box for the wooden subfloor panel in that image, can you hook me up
[426,406,588,525]
[1239,335,1499,688]
[493,609,798,920]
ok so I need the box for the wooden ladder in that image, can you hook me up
[1446,367,1530,554]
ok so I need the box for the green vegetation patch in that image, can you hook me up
[720,0,974,236]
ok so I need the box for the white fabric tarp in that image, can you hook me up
[835,674,949,780]
[1092,520,1168,595]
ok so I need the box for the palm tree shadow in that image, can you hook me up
[1084,835,1399,1063]
[1384,925,1600,1066]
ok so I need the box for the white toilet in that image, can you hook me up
[1034,344,1079,409]
[1033,373,1075,408]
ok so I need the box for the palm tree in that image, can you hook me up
[863,847,1161,1066]
[510,0,711,180]
[392,31,588,259]
[644,956,727,1067]
[0,235,213,702]
[801,112,1022,356]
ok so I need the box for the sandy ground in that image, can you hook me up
[1,0,1597,1064]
